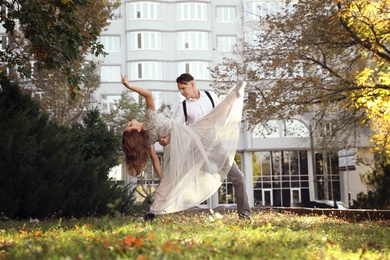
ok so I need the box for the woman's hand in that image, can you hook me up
[121,75,130,88]
[120,75,156,110]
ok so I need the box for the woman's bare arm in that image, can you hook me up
[121,75,155,110]
[149,145,162,180]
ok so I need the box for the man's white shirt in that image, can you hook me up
[173,90,220,125]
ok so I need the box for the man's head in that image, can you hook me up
[176,73,199,99]
[176,73,194,84]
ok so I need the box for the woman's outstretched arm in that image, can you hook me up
[121,75,155,110]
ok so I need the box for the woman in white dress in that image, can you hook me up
[121,75,246,219]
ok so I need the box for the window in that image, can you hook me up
[318,121,335,137]
[99,36,120,52]
[215,65,238,81]
[176,2,208,21]
[177,32,209,51]
[315,152,341,201]
[216,7,235,23]
[245,32,259,47]
[252,120,280,138]
[252,152,271,202]
[129,62,163,80]
[152,91,163,110]
[258,63,278,79]
[291,188,301,204]
[128,2,161,20]
[216,36,236,52]
[100,66,121,82]
[247,59,302,79]
[218,154,242,205]
[260,2,278,16]
[252,120,310,138]
[245,31,277,49]
[244,1,285,21]
[129,32,162,50]
[243,1,298,21]
[338,148,356,172]
[178,62,210,80]
[244,31,260,48]
[109,0,120,20]
[243,2,261,21]
[252,150,309,206]
[135,157,162,204]
[283,120,310,137]
[101,94,121,112]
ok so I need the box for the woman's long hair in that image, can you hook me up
[122,130,150,176]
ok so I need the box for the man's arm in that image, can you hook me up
[159,134,171,146]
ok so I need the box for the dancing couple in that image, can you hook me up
[121,74,250,220]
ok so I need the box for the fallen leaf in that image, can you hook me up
[124,235,136,247]
[134,238,144,247]
[148,232,155,240]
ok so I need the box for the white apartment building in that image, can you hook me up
[91,0,371,209]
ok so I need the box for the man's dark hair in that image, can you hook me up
[176,73,194,84]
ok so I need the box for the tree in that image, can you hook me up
[353,160,390,209]
[0,0,121,91]
[30,61,101,126]
[101,92,146,135]
[211,0,390,158]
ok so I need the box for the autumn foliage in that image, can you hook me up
[212,0,390,158]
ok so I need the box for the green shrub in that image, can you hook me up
[353,160,390,209]
[0,76,134,219]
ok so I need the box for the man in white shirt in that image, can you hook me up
[160,73,251,219]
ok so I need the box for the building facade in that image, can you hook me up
[91,0,371,209]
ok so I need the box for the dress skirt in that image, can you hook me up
[150,81,246,215]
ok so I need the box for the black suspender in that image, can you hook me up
[183,98,188,123]
[205,91,215,107]
[182,91,215,124]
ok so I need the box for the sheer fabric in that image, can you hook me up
[150,81,246,215]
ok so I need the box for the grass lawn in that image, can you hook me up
[0,209,389,259]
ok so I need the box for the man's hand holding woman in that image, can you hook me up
[159,134,171,146]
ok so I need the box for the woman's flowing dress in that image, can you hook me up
[145,81,246,215]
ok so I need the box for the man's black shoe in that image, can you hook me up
[143,213,155,221]
[238,212,251,220]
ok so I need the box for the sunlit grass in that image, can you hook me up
[0,209,389,259]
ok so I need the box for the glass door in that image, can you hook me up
[262,189,273,206]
